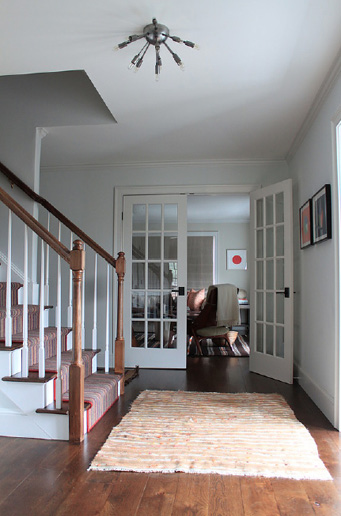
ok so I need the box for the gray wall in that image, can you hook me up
[188,221,250,294]
[288,68,341,425]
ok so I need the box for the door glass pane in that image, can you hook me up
[276,192,284,224]
[266,325,274,355]
[256,292,263,320]
[276,293,284,324]
[147,292,161,318]
[266,195,273,225]
[276,259,284,290]
[256,199,263,228]
[131,292,145,318]
[276,225,284,256]
[164,262,177,288]
[164,235,177,260]
[132,235,145,259]
[266,292,274,322]
[163,321,177,348]
[132,204,146,231]
[147,321,161,348]
[132,263,145,289]
[163,292,177,318]
[256,261,263,289]
[256,323,263,352]
[266,260,274,290]
[266,228,274,257]
[148,263,161,289]
[148,204,161,230]
[132,321,145,347]
[276,326,285,358]
[164,204,178,231]
[148,234,161,259]
[256,230,264,258]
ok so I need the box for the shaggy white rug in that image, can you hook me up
[89,390,332,480]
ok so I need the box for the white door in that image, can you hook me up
[123,194,187,368]
[250,179,294,383]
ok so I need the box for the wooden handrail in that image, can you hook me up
[0,186,70,263]
[0,161,116,268]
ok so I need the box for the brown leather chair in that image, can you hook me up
[190,286,238,355]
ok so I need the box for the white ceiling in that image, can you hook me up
[1,1,341,167]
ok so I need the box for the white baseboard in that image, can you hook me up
[295,361,335,427]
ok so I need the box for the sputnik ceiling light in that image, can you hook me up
[115,18,198,80]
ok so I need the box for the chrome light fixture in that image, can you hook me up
[115,18,198,80]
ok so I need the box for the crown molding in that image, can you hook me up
[286,49,341,162]
[41,157,286,173]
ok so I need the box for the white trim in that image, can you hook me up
[42,159,285,173]
[287,49,341,162]
[295,362,335,426]
[332,109,341,430]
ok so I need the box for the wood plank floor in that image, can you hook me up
[0,357,340,515]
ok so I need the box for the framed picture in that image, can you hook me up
[299,199,313,249]
[312,184,332,244]
[227,249,247,270]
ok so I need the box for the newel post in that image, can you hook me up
[114,252,126,392]
[69,240,85,444]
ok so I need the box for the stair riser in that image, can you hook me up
[0,306,41,338]
[0,282,22,307]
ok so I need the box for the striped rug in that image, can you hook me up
[188,334,250,357]
[89,390,332,480]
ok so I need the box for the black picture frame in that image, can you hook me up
[299,198,313,249]
[312,184,332,244]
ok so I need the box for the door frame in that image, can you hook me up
[113,184,258,367]
[332,109,341,431]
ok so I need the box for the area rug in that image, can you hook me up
[188,333,250,357]
[89,390,332,480]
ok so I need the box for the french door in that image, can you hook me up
[250,179,294,383]
[123,194,187,368]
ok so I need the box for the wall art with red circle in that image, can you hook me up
[226,249,247,270]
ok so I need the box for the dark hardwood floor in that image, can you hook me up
[0,356,340,515]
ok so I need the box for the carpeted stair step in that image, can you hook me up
[0,305,41,338]
[63,372,122,432]
[0,282,23,307]
[3,326,71,366]
[29,349,98,396]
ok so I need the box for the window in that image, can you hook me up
[187,232,217,290]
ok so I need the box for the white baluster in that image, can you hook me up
[39,241,45,378]
[105,263,110,372]
[55,222,62,408]
[22,225,29,377]
[67,232,73,329]
[92,253,98,372]
[5,210,12,347]
[81,244,86,349]
[44,213,50,326]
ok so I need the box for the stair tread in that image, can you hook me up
[2,370,57,383]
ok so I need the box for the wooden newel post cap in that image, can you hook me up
[116,251,126,275]
[70,240,85,271]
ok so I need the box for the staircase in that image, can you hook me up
[0,281,122,440]
[0,161,126,442]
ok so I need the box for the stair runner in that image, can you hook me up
[0,282,121,433]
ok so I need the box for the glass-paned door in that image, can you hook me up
[250,179,294,383]
[123,195,187,368]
